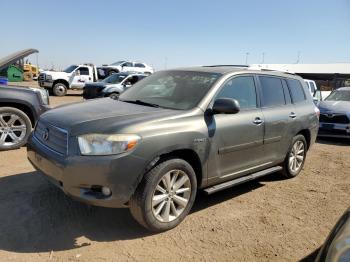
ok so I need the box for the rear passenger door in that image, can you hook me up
[257,75,296,163]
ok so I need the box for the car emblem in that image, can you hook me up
[327,113,334,118]
[42,128,49,141]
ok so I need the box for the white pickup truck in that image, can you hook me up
[38,64,101,96]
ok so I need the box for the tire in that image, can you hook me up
[130,158,197,232]
[53,83,67,96]
[108,70,118,76]
[23,72,33,81]
[0,107,32,151]
[281,134,307,178]
[108,92,119,100]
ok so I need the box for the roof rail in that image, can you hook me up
[202,65,249,68]
[248,65,296,75]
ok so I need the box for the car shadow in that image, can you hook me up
[299,247,320,262]
[316,137,350,146]
[0,171,267,254]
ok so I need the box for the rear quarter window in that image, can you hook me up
[287,79,306,103]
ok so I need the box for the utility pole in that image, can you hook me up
[261,52,265,64]
[245,52,250,65]
[295,51,301,64]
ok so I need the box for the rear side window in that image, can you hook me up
[216,76,257,109]
[309,82,316,93]
[287,79,306,103]
[259,76,286,107]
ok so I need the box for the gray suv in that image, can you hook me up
[27,66,319,232]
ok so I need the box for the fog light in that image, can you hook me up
[102,186,111,196]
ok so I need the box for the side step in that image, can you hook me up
[203,166,282,195]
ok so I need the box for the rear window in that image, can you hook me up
[287,79,306,103]
[259,76,286,107]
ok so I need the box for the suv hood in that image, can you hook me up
[318,100,350,114]
[40,98,182,135]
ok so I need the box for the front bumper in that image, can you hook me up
[39,80,53,88]
[27,134,148,208]
[318,122,350,139]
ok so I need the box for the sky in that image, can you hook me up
[0,0,349,70]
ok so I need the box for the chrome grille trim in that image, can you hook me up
[34,121,68,156]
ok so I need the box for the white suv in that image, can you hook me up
[100,61,154,76]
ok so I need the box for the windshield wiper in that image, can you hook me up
[120,99,161,108]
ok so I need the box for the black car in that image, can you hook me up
[316,208,350,262]
[0,85,49,150]
[317,87,350,139]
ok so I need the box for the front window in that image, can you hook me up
[216,76,257,109]
[110,61,126,66]
[102,73,128,84]
[325,90,350,101]
[119,70,221,110]
[63,65,78,73]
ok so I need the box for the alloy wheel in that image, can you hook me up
[151,169,192,223]
[0,113,27,147]
[288,140,305,173]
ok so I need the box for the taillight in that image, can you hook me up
[314,106,320,119]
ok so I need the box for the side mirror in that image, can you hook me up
[212,98,240,114]
[75,70,80,76]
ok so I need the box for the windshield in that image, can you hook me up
[110,61,126,66]
[325,90,350,102]
[63,65,78,73]
[102,73,128,84]
[119,70,221,110]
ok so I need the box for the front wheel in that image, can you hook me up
[281,134,307,178]
[53,83,67,96]
[0,107,32,150]
[130,158,197,232]
[108,92,119,100]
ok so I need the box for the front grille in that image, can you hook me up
[34,121,68,155]
[38,73,45,82]
[319,114,350,124]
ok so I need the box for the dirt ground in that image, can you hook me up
[0,83,349,261]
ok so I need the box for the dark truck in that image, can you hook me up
[0,85,49,150]
[27,66,319,232]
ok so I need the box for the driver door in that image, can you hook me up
[207,75,266,184]
[70,67,90,89]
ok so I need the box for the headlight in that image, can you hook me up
[30,88,50,105]
[78,134,141,155]
[46,74,52,80]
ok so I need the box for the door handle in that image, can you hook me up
[253,117,263,125]
[289,112,297,119]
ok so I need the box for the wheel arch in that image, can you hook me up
[0,103,36,126]
[53,79,69,88]
[297,129,311,150]
[146,148,204,188]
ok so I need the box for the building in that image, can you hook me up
[250,63,350,90]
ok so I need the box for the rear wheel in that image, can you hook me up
[53,83,67,96]
[0,107,32,150]
[281,134,307,178]
[130,158,197,232]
